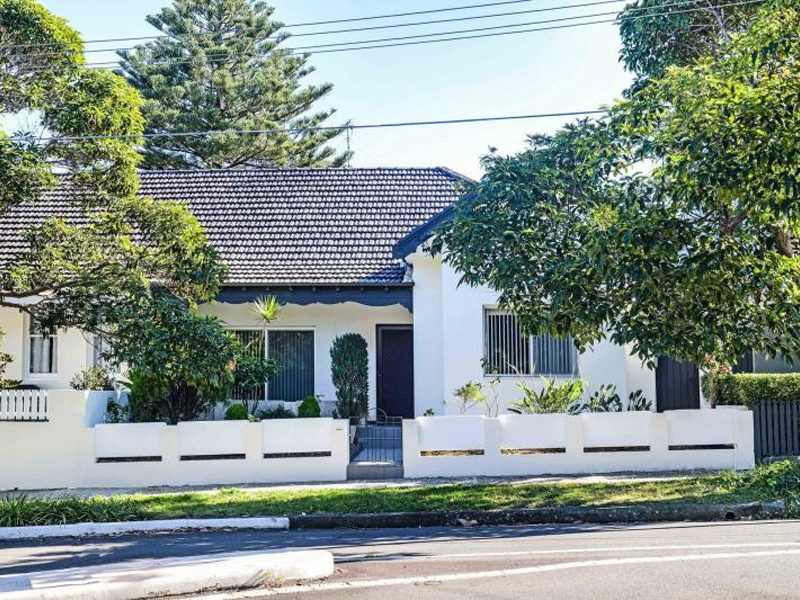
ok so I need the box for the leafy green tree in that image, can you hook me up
[618,0,760,83]
[109,292,239,424]
[118,0,349,169]
[330,333,368,420]
[0,0,226,342]
[435,0,800,367]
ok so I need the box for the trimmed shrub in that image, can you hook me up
[298,395,321,418]
[330,333,368,420]
[260,405,296,419]
[714,373,800,407]
[224,403,248,421]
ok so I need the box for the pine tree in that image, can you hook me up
[118,0,349,169]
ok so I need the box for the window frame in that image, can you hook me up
[227,326,317,403]
[265,327,316,403]
[482,307,578,378]
[25,316,59,377]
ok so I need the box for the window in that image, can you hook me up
[483,309,576,376]
[230,329,266,402]
[227,329,315,403]
[268,330,314,402]
[28,320,57,375]
[483,309,530,375]
[90,334,115,369]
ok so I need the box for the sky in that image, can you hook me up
[36,0,633,178]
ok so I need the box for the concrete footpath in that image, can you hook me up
[0,549,334,599]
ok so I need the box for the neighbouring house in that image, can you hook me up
[0,167,794,417]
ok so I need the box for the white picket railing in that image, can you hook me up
[0,390,49,421]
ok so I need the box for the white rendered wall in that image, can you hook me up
[407,253,444,416]
[201,301,412,414]
[0,390,350,491]
[0,308,92,390]
[403,410,755,478]
[407,252,656,416]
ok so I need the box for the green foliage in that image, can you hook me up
[423,408,435,416]
[0,330,19,389]
[576,384,622,413]
[451,381,486,414]
[0,0,227,374]
[626,389,653,412]
[435,0,800,368]
[575,385,653,413]
[111,295,238,424]
[122,368,168,423]
[117,0,349,169]
[0,494,144,527]
[232,353,278,414]
[330,333,369,420]
[713,373,800,408]
[224,403,248,421]
[70,366,116,391]
[259,404,296,419]
[744,460,800,511]
[253,295,281,325]
[105,397,129,424]
[509,377,585,415]
[298,395,321,418]
[618,0,760,82]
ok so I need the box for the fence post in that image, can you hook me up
[734,410,755,470]
[402,419,420,478]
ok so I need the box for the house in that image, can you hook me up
[0,167,791,417]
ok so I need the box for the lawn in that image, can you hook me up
[4,461,796,527]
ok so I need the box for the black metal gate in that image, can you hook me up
[656,357,700,412]
[350,410,403,464]
[347,409,403,479]
[753,401,800,462]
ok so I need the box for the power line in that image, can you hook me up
[0,0,542,50]
[17,110,608,143]
[0,0,639,59]
[18,0,748,70]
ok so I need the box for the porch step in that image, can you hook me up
[347,463,404,480]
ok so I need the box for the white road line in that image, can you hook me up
[378,541,800,561]
[194,547,800,598]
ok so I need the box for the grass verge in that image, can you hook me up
[1,461,797,527]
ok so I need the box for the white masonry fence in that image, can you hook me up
[0,390,350,491]
[403,410,754,478]
[0,390,755,491]
[0,390,49,422]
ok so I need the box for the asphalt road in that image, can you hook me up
[3,521,800,599]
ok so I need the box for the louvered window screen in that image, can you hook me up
[532,332,577,376]
[483,309,530,375]
[267,330,315,402]
[230,329,266,402]
[483,309,577,376]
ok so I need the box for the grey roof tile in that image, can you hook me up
[0,168,465,285]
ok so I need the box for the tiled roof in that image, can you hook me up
[0,168,466,285]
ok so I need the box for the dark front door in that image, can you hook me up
[376,325,414,419]
[656,356,700,412]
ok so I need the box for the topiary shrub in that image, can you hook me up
[224,403,248,421]
[298,395,321,418]
[713,373,800,407]
[330,333,368,420]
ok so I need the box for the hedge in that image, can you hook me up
[714,373,800,407]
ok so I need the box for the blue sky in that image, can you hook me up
[38,0,632,178]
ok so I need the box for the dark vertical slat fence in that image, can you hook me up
[753,400,800,462]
